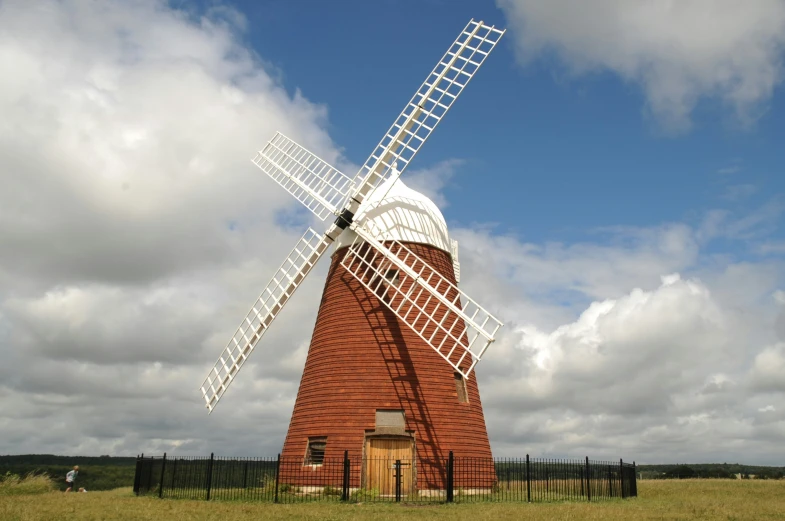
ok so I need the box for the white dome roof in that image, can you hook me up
[333,177,452,254]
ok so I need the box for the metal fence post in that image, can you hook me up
[133,455,141,495]
[446,451,454,503]
[395,460,402,502]
[170,458,177,491]
[607,464,613,497]
[205,452,214,501]
[526,454,531,503]
[146,456,155,493]
[585,456,591,502]
[632,461,637,497]
[274,453,281,503]
[620,459,625,499]
[139,452,144,494]
[342,450,350,501]
[545,465,549,493]
[158,453,167,499]
[139,456,145,494]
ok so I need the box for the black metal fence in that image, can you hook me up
[134,452,636,503]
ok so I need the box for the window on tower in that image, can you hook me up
[454,372,469,403]
[375,409,405,433]
[374,268,401,302]
[304,437,327,466]
[384,268,400,287]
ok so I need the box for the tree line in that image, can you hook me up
[637,463,785,480]
[0,455,137,491]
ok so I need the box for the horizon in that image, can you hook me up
[2,453,784,469]
[0,0,783,467]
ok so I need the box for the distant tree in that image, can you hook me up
[663,465,696,479]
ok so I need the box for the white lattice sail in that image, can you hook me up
[252,132,353,221]
[340,221,502,378]
[450,238,461,284]
[200,227,332,411]
[351,19,505,205]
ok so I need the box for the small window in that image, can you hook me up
[375,269,401,301]
[304,437,326,466]
[384,269,400,287]
[376,409,405,429]
[454,372,468,403]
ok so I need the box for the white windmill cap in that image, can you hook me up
[332,177,451,254]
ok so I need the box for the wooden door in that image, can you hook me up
[365,438,414,496]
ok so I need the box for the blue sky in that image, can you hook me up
[1,0,784,463]
[228,0,784,249]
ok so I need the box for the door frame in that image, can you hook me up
[362,434,417,494]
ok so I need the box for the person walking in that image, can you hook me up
[64,466,79,493]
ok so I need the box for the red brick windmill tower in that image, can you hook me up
[200,19,505,495]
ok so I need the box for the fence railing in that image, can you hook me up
[134,452,637,503]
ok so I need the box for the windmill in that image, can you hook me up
[200,19,505,494]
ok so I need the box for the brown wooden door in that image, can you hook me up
[365,438,414,496]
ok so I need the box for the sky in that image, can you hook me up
[0,0,784,465]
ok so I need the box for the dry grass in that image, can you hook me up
[0,472,55,497]
[1,479,784,520]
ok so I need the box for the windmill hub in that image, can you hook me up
[332,208,354,231]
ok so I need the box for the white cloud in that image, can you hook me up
[483,273,729,414]
[402,158,464,208]
[695,199,785,244]
[454,222,699,306]
[748,343,785,393]
[497,0,785,132]
[0,0,351,290]
[0,0,339,456]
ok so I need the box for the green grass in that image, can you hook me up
[1,480,784,520]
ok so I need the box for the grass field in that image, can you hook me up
[2,479,784,520]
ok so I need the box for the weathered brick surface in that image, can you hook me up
[280,242,494,489]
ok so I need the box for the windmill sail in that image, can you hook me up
[450,238,461,284]
[200,227,332,411]
[252,132,354,221]
[341,221,503,378]
[352,19,505,206]
[199,19,505,413]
